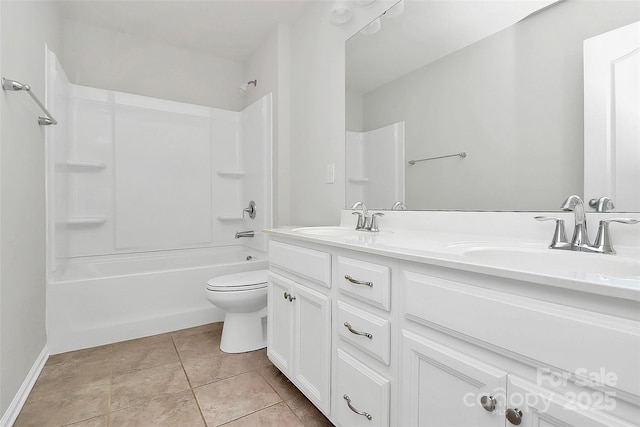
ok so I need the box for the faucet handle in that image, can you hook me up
[369,213,385,232]
[535,216,569,249]
[601,218,640,225]
[593,218,639,255]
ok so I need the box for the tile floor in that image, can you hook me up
[15,322,333,427]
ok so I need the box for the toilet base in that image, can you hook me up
[220,307,267,353]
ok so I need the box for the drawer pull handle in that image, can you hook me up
[344,274,373,287]
[343,394,372,420]
[344,322,373,339]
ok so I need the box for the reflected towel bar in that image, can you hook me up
[408,152,466,165]
[2,77,57,125]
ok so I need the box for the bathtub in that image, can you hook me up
[47,246,267,354]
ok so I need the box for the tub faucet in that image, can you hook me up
[561,195,591,251]
[235,230,254,239]
[351,201,369,230]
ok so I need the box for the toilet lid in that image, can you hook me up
[206,269,269,291]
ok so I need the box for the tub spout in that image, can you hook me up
[235,230,255,239]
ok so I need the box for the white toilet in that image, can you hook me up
[205,269,269,353]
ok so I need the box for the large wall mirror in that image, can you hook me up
[345,0,640,212]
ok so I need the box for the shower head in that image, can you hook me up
[239,80,257,95]
[2,78,29,91]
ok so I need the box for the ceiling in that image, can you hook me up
[59,0,311,63]
[346,0,559,94]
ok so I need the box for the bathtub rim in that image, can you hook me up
[49,245,267,284]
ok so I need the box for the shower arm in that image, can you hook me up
[2,77,58,125]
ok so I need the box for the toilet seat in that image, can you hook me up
[206,270,268,292]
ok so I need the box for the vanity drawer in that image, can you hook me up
[336,349,390,427]
[402,269,640,397]
[269,241,331,288]
[338,301,390,365]
[337,256,390,310]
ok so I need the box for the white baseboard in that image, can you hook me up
[0,346,49,427]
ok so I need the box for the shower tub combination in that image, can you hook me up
[47,246,267,354]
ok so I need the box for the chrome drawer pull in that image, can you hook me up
[344,274,373,287]
[344,322,373,339]
[343,394,372,420]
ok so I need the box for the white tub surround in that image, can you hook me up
[264,210,640,426]
[44,49,273,353]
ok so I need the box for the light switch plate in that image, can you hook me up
[326,163,335,184]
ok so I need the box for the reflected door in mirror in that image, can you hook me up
[584,21,640,211]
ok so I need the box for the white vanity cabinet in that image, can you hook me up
[333,251,397,427]
[266,233,640,427]
[399,262,640,427]
[267,240,332,414]
[400,329,508,427]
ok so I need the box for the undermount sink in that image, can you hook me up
[461,246,640,280]
[291,226,357,236]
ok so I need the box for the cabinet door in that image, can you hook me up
[505,376,633,427]
[293,282,332,414]
[401,329,508,427]
[267,273,294,374]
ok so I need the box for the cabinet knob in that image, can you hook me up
[283,292,289,300]
[343,394,372,420]
[288,294,296,302]
[506,408,523,425]
[480,395,496,413]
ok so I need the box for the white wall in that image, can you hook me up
[361,0,640,211]
[0,0,62,418]
[63,20,244,111]
[287,1,393,226]
[346,89,363,132]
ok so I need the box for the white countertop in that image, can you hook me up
[264,211,640,301]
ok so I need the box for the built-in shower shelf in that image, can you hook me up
[216,170,246,178]
[59,216,107,225]
[217,216,245,222]
[348,177,369,183]
[61,160,107,170]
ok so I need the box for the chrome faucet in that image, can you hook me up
[561,195,591,251]
[351,201,369,230]
[350,201,384,232]
[235,230,254,238]
[536,195,639,254]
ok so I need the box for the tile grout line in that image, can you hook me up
[107,344,114,427]
[254,365,305,426]
[171,335,209,427]
[217,401,287,426]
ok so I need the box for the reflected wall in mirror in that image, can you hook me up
[346,0,640,211]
